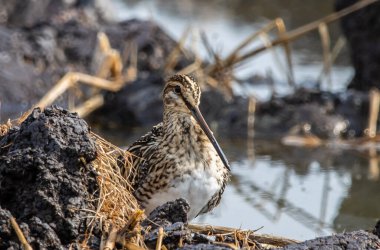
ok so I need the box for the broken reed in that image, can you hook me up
[164,0,377,96]
[88,132,146,249]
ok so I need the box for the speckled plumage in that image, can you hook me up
[128,75,230,219]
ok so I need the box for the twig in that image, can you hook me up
[156,227,164,250]
[247,96,256,161]
[164,27,191,72]
[73,94,104,118]
[367,88,380,138]
[276,18,295,88]
[317,36,346,82]
[103,225,119,250]
[318,22,332,90]
[188,224,299,247]
[10,217,33,250]
[232,0,378,68]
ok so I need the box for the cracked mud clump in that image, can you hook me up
[0,106,98,249]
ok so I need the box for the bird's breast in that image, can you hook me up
[144,158,223,219]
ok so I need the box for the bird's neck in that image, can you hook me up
[162,109,207,145]
[163,111,213,159]
[163,109,195,132]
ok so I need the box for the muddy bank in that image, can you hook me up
[336,0,380,91]
[278,230,380,249]
[0,106,99,248]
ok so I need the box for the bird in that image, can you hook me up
[127,74,231,219]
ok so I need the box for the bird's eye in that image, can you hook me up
[174,86,181,94]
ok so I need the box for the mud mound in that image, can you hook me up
[280,230,380,250]
[0,106,98,248]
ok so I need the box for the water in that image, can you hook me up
[195,141,376,240]
[96,0,380,240]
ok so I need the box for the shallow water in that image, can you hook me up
[96,0,380,240]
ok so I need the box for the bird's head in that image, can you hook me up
[162,74,230,171]
[163,74,201,114]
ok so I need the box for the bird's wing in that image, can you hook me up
[128,123,163,158]
[197,173,229,216]
[127,123,164,188]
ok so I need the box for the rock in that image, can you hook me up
[278,230,380,250]
[0,0,96,28]
[255,88,367,139]
[374,220,380,238]
[178,244,234,250]
[142,198,190,229]
[0,106,99,248]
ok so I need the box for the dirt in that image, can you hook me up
[142,198,190,230]
[278,230,380,250]
[336,0,380,91]
[374,220,380,238]
[0,106,99,249]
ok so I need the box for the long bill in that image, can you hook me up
[189,105,231,171]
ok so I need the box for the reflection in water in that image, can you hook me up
[98,126,380,240]
[112,0,353,95]
[193,140,380,240]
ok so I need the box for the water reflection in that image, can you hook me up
[97,126,380,240]
[113,0,353,95]
[193,140,380,240]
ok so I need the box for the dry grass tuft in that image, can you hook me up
[0,119,12,137]
[88,132,146,248]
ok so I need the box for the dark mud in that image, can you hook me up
[0,106,99,248]
[278,230,380,250]
[142,199,239,249]
[255,88,370,139]
[374,220,380,238]
[336,0,380,91]
[142,198,190,230]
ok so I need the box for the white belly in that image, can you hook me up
[144,166,221,220]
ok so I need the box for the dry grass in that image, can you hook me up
[0,119,12,137]
[162,0,378,98]
[87,132,146,249]
[188,224,299,249]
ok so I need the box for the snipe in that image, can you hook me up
[128,74,230,219]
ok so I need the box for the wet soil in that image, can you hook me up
[0,106,99,248]
[336,0,380,91]
[278,230,380,250]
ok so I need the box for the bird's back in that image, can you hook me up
[127,123,164,189]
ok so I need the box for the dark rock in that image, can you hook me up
[335,0,380,91]
[178,243,234,250]
[374,220,380,238]
[255,89,360,139]
[142,198,190,229]
[0,0,96,28]
[143,222,192,249]
[0,207,22,249]
[278,230,380,250]
[0,106,99,248]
